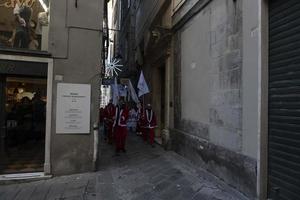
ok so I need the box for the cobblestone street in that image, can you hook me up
[0,133,248,200]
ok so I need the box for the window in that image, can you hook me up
[0,0,50,52]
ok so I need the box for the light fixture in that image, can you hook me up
[39,0,48,12]
[18,88,24,93]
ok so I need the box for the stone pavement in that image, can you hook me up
[0,132,249,200]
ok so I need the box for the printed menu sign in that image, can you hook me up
[56,83,91,134]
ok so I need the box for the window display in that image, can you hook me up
[0,0,49,51]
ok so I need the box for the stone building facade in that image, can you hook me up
[110,0,300,199]
[48,0,103,175]
[0,0,104,178]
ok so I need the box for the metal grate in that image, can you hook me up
[268,0,300,199]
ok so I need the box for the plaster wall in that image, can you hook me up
[242,0,260,160]
[48,0,102,175]
[172,0,257,197]
[181,10,210,126]
[135,0,167,43]
[180,0,243,151]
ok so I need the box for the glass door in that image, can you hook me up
[0,76,47,174]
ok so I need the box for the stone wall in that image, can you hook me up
[48,0,103,175]
[135,0,167,43]
[172,0,257,198]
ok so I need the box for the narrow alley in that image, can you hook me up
[1,0,300,199]
[0,133,248,200]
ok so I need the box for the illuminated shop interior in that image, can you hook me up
[0,76,47,174]
[0,0,49,51]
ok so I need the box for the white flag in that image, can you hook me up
[137,71,150,97]
[128,80,139,103]
[118,84,127,97]
[112,77,119,105]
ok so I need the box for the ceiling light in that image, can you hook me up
[39,0,48,12]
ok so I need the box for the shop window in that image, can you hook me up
[0,0,50,52]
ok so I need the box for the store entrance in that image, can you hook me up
[0,76,47,174]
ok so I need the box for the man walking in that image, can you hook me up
[141,104,157,147]
[113,101,129,155]
[104,100,115,144]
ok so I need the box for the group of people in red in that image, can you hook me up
[101,99,157,156]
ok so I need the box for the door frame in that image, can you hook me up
[0,54,53,175]
[258,0,269,199]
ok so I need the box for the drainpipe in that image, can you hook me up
[93,122,99,170]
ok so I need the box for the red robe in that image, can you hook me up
[113,106,129,151]
[104,103,115,143]
[136,106,144,134]
[141,109,157,144]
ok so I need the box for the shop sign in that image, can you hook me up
[0,0,36,8]
[56,83,91,134]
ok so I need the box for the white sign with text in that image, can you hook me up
[56,83,91,134]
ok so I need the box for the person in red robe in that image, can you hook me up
[99,107,105,140]
[113,102,129,155]
[141,104,157,147]
[104,100,115,144]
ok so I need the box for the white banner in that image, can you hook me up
[137,70,150,97]
[112,78,119,105]
[129,80,139,103]
[118,84,128,97]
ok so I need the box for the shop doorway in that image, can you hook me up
[0,76,47,174]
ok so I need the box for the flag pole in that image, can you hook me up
[143,94,145,114]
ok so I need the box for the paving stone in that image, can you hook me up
[97,172,113,184]
[63,196,83,200]
[191,181,205,192]
[159,184,182,200]
[193,192,213,200]
[165,171,185,182]
[63,188,86,198]
[97,183,118,200]
[152,179,172,193]
[45,182,68,200]
[179,186,198,199]
[0,184,20,200]
[193,186,220,200]
[131,191,160,200]
[84,193,97,200]
[14,182,40,200]
[132,183,153,194]
[0,133,248,200]
[85,179,96,194]
[149,174,167,184]
[29,181,52,200]
[212,189,237,200]
[173,177,192,188]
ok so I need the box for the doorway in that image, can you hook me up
[0,76,47,174]
[160,64,166,131]
[150,63,166,142]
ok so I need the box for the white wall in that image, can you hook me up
[242,0,260,159]
[179,0,244,152]
[181,11,210,124]
[48,0,103,175]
